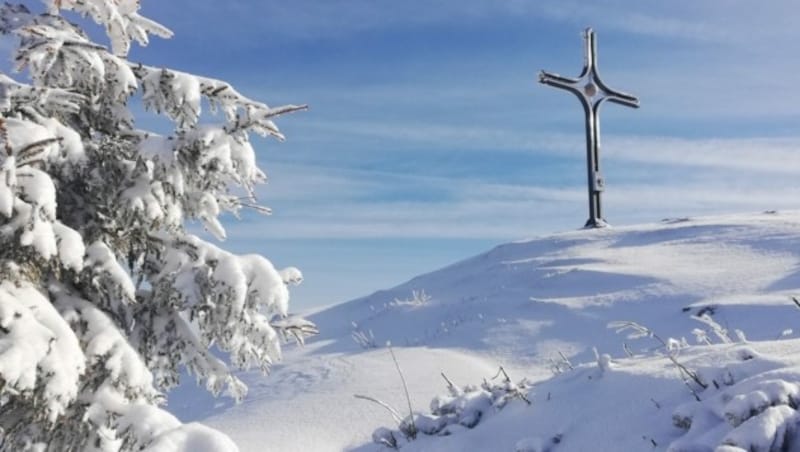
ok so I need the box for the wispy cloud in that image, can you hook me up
[282,116,800,174]
[230,184,800,240]
[154,0,795,46]
[233,144,800,241]
[530,1,733,43]
[604,136,800,175]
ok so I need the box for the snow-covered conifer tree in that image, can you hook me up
[0,1,315,450]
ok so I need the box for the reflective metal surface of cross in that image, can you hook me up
[539,28,640,228]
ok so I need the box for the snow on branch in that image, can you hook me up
[0,73,84,115]
[0,281,84,423]
[132,63,308,136]
[43,0,173,57]
[0,1,312,450]
[140,233,317,392]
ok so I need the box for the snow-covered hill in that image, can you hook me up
[170,211,800,451]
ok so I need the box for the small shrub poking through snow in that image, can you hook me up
[609,320,707,393]
[368,367,532,449]
[351,321,378,349]
[391,289,433,308]
[593,347,613,375]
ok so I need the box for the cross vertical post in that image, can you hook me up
[539,28,640,228]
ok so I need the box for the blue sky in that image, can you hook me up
[25,1,800,310]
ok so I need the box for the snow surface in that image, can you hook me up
[170,211,800,451]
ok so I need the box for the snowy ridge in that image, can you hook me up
[312,211,800,364]
[173,211,800,451]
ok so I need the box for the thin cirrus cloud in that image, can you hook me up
[158,0,792,46]
[239,141,800,241]
[282,116,800,176]
[231,182,800,240]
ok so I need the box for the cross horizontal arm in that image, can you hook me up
[604,94,639,109]
[539,70,579,87]
[538,70,583,96]
[594,79,639,108]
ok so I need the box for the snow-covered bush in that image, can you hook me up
[351,321,378,349]
[390,289,432,307]
[610,320,800,451]
[669,345,800,451]
[0,1,314,450]
[609,320,707,393]
[368,368,532,449]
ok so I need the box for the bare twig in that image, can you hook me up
[666,353,706,390]
[678,372,702,402]
[519,394,532,405]
[558,350,574,370]
[238,202,272,215]
[388,344,416,438]
[490,366,531,405]
[493,366,511,382]
[623,343,634,358]
[440,372,456,391]
[354,394,404,427]
[609,320,707,390]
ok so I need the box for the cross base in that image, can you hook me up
[584,217,609,229]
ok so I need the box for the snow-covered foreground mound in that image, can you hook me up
[171,212,800,451]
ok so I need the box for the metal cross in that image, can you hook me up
[539,28,639,228]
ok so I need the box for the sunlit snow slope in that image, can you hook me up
[171,211,800,452]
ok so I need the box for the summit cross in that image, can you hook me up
[539,27,640,228]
